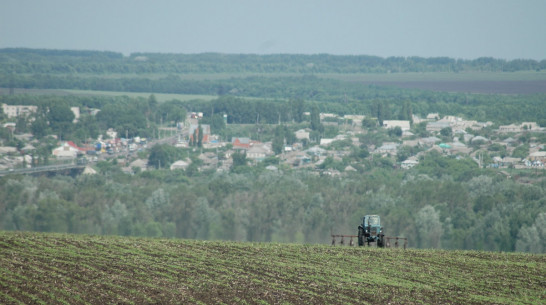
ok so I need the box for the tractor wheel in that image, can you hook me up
[377,234,385,248]
[357,227,364,246]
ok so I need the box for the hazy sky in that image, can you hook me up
[1,0,545,60]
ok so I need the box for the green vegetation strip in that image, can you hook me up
[0,231,544,305]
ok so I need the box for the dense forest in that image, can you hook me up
[0,154,544,252]
[1,48,546,74]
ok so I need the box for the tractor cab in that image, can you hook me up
[364,215,380,227]
[358,215,385,247]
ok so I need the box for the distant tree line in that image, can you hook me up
[0,94,186,146]
[2,89,546,150]
[1,48,545,74]
[0,151,544,253]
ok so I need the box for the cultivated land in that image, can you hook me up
[0,88,218,102]
[323,71,546,94]
[0,231,544,305]
[4,71,546,96]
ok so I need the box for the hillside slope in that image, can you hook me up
[0,231,544,304]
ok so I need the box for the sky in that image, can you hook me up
[1,0,545,60]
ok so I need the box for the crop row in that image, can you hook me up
[0,231,544,304]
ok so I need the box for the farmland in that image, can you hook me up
[1,231,544,304]
[323,71,546,94]
[0,88,218,102]
[3,49,546,96]
[4,71,546,97]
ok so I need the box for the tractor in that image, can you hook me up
[358,215,385,247]
[331,214,407,248]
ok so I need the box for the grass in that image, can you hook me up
[0,231,544,304]
[9,70,545,98]
[319,71,546,82]
[15,70,546,82]
[7,88,270,102]
[65,89,219,102]
[20,88,218,102]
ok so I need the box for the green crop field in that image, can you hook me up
[0,231,544,305]
[63,89,219,102]
[3,88,219,103]
[320,71,546,82]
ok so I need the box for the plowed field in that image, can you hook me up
[0,231,544,304]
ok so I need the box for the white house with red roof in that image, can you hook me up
[52,141,86,158]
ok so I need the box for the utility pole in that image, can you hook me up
[125,130,129,164]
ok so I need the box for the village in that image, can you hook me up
[1,103,545,176]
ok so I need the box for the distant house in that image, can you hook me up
[20,144,35,154]
[189,124,211,144]
[419,137,441,146]
[344,165,357,172]
[382,120,410,131]
[320,134,347,146]
[426,113,440,121]
[500,157,521,166]
[82,166,97,175]
[306,146,326,157]
[265,165,278,171]
[14,133,34,142]
[232,137,252,149]
[320,113,338,120]
[375,143,399,154]
[521,122,540,130]
[1,104,37,118]
[502,137,517,145]
[246,144,272,162]
[442,115,461,123]
[402,140,419,147]
[198,152,218,168]
[529,151,546,162]
[498,124,520,133]
[447,142,473,154]
[344,114,365,121]
[426,121,451,132]
[2,122,16,131]
[320,138,335,146]
[401,159,419,169]
[52,141,86,158]
[295,129,310,141]
[0,147,18,155]
[129,159,148,171]
[499,122,541,133]
[106,128,118,139]
[170,160,191,170]
[402,130,414,137]
[344,115,365,126]
[460,120,491,131]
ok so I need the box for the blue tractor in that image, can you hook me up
[358,215,385,247]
